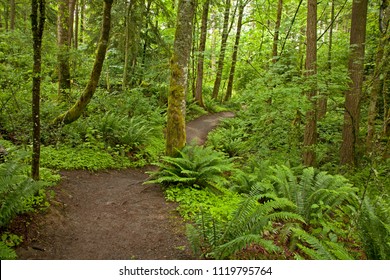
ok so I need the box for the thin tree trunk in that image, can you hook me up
[31,0,46,180]
[80,0,84,44]
[74,0,79,49]
[225,0,245,102]
[122,1,132,90]
[303,0,317,166]
[212,0,231,100]
[57,0,71,101]
[52,0,114,127]
[272,0,283,63]
[166,0,195,156]
[10,0,15,30]
[317,0,335,120]
[340,0,368,165]
[68,0,76,46]
[367,0,389,153]
[194,0,210,107]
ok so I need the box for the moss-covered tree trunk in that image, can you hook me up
[166,0,195,156]
[31,0,46,180]
[272,0,283,63]
[52,0,114,127]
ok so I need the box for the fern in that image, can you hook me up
[0,161,46,227]
[269,165,359,222]
[357,196,390,259]
[147,145,236,189]
[187,186,305,259]
[292,228,354,260]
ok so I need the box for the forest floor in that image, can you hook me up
[13,111,235,260]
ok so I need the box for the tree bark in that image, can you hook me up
[31,0,46,180]
[302,0,317,167]
[57,0,71,101]
[340,0,368,165]
[52,0,114,127]
[166,0,195,156]
[212,0,231,100]
[272,0,283,63]
[194,0,210,107]
[10,0,15,30]
[224,0,245,102]
[366,0,389,153]
[317,0,335,120]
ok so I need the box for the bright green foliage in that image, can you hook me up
[0,162,47,227]
[40,145,135,171]
[0,241,17,260]
[147,145,236,190]
[165,186,241,221]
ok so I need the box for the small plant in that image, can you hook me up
[147,145,236,190]
[0,241,17,260]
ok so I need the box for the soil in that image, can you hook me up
[14,111,234,260]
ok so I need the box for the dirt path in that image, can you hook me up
[15,111,234,260]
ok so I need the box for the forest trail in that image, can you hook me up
[15,111,234,260]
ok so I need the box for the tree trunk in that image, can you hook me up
[80,0,85,44]
[272,0,283,63]
[31,0,46,181]
[57,0,71,101]
[166,0,195,156]
[302,0,317,166]
[224,0,245,102]
[74,0,79,49]
[317,0,335,120]
[52,0,114,127]
[340,0,368,166]
[366,0,389,153]
[194,0,210,107]
[212,0,231,100]
[10,0,15,30]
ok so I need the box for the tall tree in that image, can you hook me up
[302,0,317,166]
[212,0,231,100]
[340,0,368,165]
[194,0,210,107]
[52,0,114,127]
[166,0,196,156]
[272,0,283,63]
[224,0,246,102]
[57,0,71,101]
[10,0,15,30]
[366,0,389,153]
[31,0,46,180]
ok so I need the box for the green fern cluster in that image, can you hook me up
[0,162,46,227]
[187,186,304,259]
[357,196,390,259]
[147,145,236,190]
[186,165,362,260]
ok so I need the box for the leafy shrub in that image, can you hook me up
[0,241,17,260]
[147,145,236,190]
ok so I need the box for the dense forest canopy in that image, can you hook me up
[0,0,389,260]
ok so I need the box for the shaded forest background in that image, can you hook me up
[0,0,389,259]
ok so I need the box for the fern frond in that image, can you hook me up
[213,234,280,259]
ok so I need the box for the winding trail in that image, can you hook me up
[15,111,234,260]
